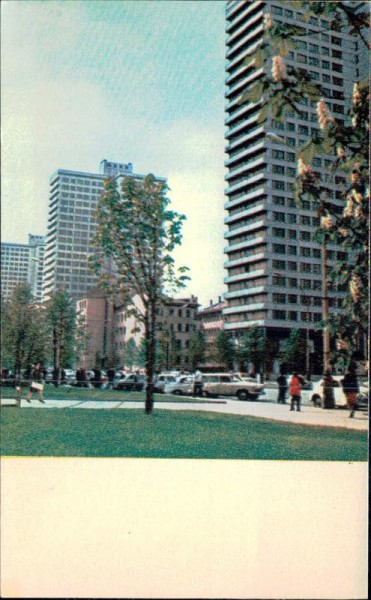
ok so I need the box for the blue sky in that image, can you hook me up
[1,0,227,306]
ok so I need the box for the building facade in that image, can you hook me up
[43,160,166,300]
[76,292,199,371]
[196,297,227,370]
[224,1,366,372]
[1,235,45,302]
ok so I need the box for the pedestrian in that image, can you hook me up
[107,368,115,389]
[26,362,45,404]
[277,371,288,404]
[341,365,359,418]
[92,367,102,389]
[76,366,87,388]
[289,372,302,412]
[53,366,60,387]
[193,369,203,397]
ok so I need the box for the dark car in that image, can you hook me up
[115,373,146,391]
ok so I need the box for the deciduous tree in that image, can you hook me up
[91,175,189,413]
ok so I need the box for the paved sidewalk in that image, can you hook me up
[1,395,368,430]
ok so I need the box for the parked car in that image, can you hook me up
[63,368,77,386]
[202,373,264,401]
[154,374,177,393]
[310,376,369,408]
[114,373,146,391]
[163,375,195,395]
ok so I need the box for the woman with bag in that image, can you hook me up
[26,362,45,404]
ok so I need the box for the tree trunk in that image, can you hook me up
[144,305,156,414]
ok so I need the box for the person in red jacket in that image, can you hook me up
[289,372,302,412]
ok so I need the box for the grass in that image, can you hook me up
[1,407,367,460]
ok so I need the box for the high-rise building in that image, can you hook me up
[1,235,45,302]
[223,1,366,371]
[43,160,166,300]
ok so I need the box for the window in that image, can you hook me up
[286,152,295,162]
[313,297,322,306]
[273,310,286,320]
[308,56,320,66]
[273,293,286,304]
[302,200,311,210]
[286,137,296,147]
[288,260,297,270]
[289,311,298,321]
[301,215,311,226]
[273,227,286,238]
[272,180,285,190]
[297,54,307,64]
[300,280,312,290]
[272,195,285,206]
[300,247,311,257]
[333,76,343,86]
[286,122,296,131]
[289,277,298,288]
[322,60,330,69]
[300,263,312,272]
[272,149,285,160]
[273,211,286,222]
[321,46,330,56]
[313,248,321,259]
[331,36,341,46]
[333,63,342,73]
[273,275,286,286]
[298,125,309,135]
[313,313,321,322]
[288,245,297,256]
[272,5,283,15]
[273,259,286,269]
[288,294,298,303]
[273,244,286,255]
[288,214,297,224]
[333,104,344,114]
[332,49,342,59]
[272,165,285,174]
[287,167,296,177]
[312,264,321,274]
[296,40,307,51]
[285,9,294,18]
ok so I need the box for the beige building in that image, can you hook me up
[77,291,199,370]
[76,288,114,369]
[114,294,199,370]
[196,297,227,369]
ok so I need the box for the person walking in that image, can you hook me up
[289,372,302,412]
[341,366,359,418]
[26,362,45,404]
[76,366,87,388]
[107,368,115,390]
[193,369,203,397]
[277,371,288,404]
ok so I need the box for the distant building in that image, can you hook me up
[43,160,166,300]
[196,297,228,370]
[76,287,113,370]
[76,291,199,371]
[114,294,200,370]
[1,234,45,301]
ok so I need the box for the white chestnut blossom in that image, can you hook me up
[272,55,287,82]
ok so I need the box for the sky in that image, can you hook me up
[1,0,227,308]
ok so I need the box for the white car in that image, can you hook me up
[311,376,369,407]
[154,374,177,393]
[163,375,195,395]
[202,373,264,401]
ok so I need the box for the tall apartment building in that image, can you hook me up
[1,235,45,302]
[43,160,166,300]
[224,0,366,371]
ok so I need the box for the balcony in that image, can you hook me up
[226,10,264,51]
[225,155,265,182]
[224,268,266,284]
[225,140,264,167]
[225,217,267,238]
[223,302,266,315]
[224,285,266,300]
[224,184,266,210]
[225,171,265,196]
[224,244,266,267]
[225,124,264,151]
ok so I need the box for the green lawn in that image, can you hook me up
[1,407,367,460]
